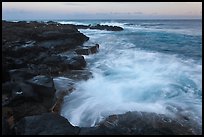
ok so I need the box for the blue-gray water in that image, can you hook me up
[55,20,202,128]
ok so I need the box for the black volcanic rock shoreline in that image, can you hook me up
[75,24,124,31]
[2,20,89,80]
[2,20,200,135]
[2,20,93,135]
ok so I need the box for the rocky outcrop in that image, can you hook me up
[2,20,89,82]
[76,24,124,31]
[9,68,37,82]
[11,111,201,135]
[90,24,123,31]
[14,113,80,135]
[79,111,201,135]
[2,20,97,135]
[2,75,56,122]
[75,44,99,55]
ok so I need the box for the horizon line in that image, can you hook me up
[2,18,202,21]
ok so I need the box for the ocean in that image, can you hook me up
[55,20,202,128]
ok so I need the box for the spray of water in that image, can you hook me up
[61,47,201,127]
[60,23,202,127]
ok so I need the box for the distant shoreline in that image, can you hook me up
[2,18,202,22]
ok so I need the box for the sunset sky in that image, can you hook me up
[2,2,202,20]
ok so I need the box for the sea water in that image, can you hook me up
[58,20,202,127]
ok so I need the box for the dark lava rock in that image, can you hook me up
[12,102,48,122]
[2,20,88,43]
[89,111,201,135]
[8,82,40,106]
[75,44,99,55]
[100,112,201,135]
[79,127,106,135]
[2,117,9,135]
[2,82,15,107]
[42,55,66,66]
[2,116,15,135]
[90,24,123,31]
[53,77,75,98]
[75,48,91,55]
[62,70,93,81]
[89,44,99,53]
[46,21,58,25]
[25,75,56,110]
[26,75,56,97]
[75,24,90,29]
[2,81,15,95]
[2,82,56,123]
[2,65,10,82]
[9,68,37,82]
[2,81,42,107]
[76,24,123,31]
[66,55,86,70]
[2,21,89,82]
[14,113,80,135]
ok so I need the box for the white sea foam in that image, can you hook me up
[57,21,88,25]
[99,21,126,28]
[60,28,202,127]
[124,24,201,36]
[53,77,75,98]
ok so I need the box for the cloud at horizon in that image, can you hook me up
[2,2,202,20]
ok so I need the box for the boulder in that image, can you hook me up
[75,44,99,55]
[89,44,99,53]
[26,75,56,97]
[13,59,27,68]
[76,24,123,31]
[65,56,86,70]
[46,21,58,25]
[62,70,93,81]
[2,79,56,121]
[3,82,40,107]
[78,111,201,135]
[93,111,201,135]
[12,102,48,122]
[2,65,10,82]
[2,81,15,95]
[14,113,80,135]
[13,82,39,99]
[75,48,91,55]
[53,77,75,98]
[90,24,123,31]
[29,52,48,64]
[42,55,66,66]
[36,33,89,53]
[51,77,76,113]
[2,82,21,107]
[25,75,56,109]
[75,24,90,29]
[2,117,13,135]
[9,68,36,82]
[79,127,106,135]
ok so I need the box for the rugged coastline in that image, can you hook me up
[2,20,201,135]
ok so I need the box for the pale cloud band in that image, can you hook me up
[2,2,202,20]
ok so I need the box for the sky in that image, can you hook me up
[2,2,202,20]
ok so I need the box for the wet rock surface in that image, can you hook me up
[76,24,124,31]
[11,111,201,135]
[75,44,99,55]
[79,111,201,135]
[2,20,92,135]
[14,113,80,135]
[2,20,89,81]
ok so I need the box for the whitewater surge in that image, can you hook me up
[60,20,202,127]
